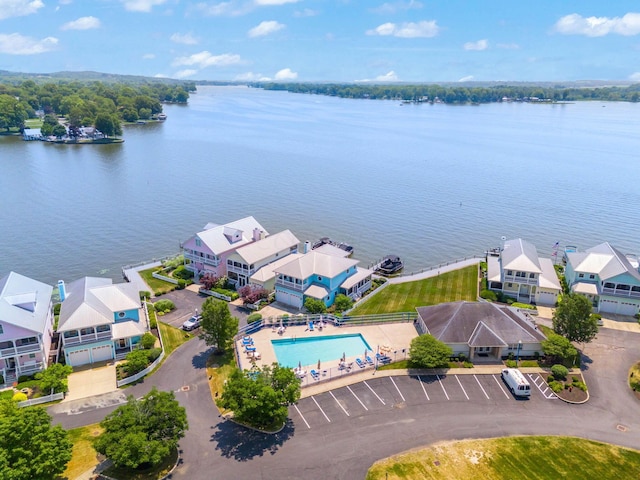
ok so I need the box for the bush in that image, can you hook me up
[17,374,34,383]
[247,313,262,324]
[125,349,151,375]
[304,297,327,314]
[333,294,354,313]
[238,285,268,304]
[463,361,474,368]
[12,392,28,402]
[505,359,517,368]
[458,353,467,362]
[173,265,193,280]
[548,380,564,393]
[147,348,162,362]
[140,332,156,349]
[53,303,61,315]
[512,302,536,310]
[153,299,175,313]
[572,380,587,391]
[176,279,187,289]
[551,364,569,380]
[139,290,151,300]
[480,289,497,301]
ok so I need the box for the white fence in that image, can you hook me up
[152,271,179,285]
[18,392,65,407]
[116,349,165,387]
[199,288,232,302]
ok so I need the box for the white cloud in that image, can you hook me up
[255,0,299,5]
[463,39,488,51]
[370,1,422,15]
[170,32,199,45]
[154,73,169,78]
[629,72,640,81]
[172,51,242,68]
[120,0,166,13]
[235,71,272,81]
[174,69,198,78]
[142,53,155,59]
[294,8,318,17]
[0,33,58,55]
[496,42,520,49]
[274,67,297,80]
[376,70,398,81]
[0,0,43,20]
[191,1,253,16]
[248,20,285,38]
[366,20,439,38]
[458,75,474,82]
[554,13,640,37]
[61,16,101,31]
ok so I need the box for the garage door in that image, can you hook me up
[276,290,303,308]
[618,302,638,316]
[599,299,618,314]
[68,349,91,367]
[537,292,557,306]
[92,345,113,362]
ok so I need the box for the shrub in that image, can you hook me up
[512,302,536,310]
[176,279,187,290]
[333,294,354,313]
[173,265,193,280]
[153,299,175,313]
[551,364,569,380]
[53,303,61,315]
[534,351,540,360]
[480,289,497,301]
[12,392,28,402]
[140,332,156,349]
[458,353,467,362]
[17,374,34,383]
[147,348,162,362]
[238,285,268,304]
[505,359,517,368]
[139,290,151,300]
[572,380,587,392]
[548,380,564,393]
[125,349,151,375]
[463,361,474,368]
[247,313,263,324]
[304,297,327,314]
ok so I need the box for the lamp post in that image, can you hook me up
[516,340,522,366]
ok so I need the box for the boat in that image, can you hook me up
[375,255,404,276]
[156,113,167,121]
[312,237,354,256]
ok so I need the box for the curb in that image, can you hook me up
[222,415,286,435]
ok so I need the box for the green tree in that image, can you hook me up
[0,94,28,131]
[140,332,156,349]
[199,297,239,353]
[553,293,598,345]
[541,333,578,364]
[124,349,151,375]
[51,124,67,138]
[0,400,72,480]
[333,294,353,312]
[409,334,453,368]
[35,363,73,394]
[262,362,301,405]
[95,388,187,469]
[304,297,327,314]
[94,112,115,136]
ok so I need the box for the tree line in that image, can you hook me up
[257,82,640,104]
[0,79,192,134]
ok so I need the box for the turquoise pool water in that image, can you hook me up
[272,334,373,368]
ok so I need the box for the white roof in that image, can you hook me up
[196,216,268,255]
[501,238,542,273]
[0,271,53,335]
[340,268,373,290]
[112,319,146,339]
[312,243,351,258]
[274,251,359,280]
[250,254,304,283]
[57,277,140,332]
[572,282,598,295]
[567,242,640,282]
[234,230,299,265]
[538,258,562,290]
[304,284,329,299]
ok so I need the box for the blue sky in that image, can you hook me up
[1,0,640,82]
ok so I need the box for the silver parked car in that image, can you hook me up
[182,315,202,331]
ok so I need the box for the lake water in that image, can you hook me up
[1,86,639,285]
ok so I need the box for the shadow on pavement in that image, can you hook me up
[580,351,592,371]
[210,418,295,461]
[192,346,215,370]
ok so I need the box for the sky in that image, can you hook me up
[1,0,640,83]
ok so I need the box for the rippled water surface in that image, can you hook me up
[1,86,639,284]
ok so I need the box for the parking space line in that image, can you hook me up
[311,396,331,422]
[455,375,469,400]
[492,375,510,398]
[330,391,349,417]
[473,375,490,399]
[363,381,386,405]
[390,377,406,402]
[528,374,557,399]
[417,375,430,400]
[347,385,369,411]
[293,404,310,429]
[436,375,450,400]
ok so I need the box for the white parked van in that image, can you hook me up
[501,368,531,397]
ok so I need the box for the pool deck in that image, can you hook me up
[236,321,419,375]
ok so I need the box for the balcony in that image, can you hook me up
[1,343,41,358]
[227,264,252,276]
[63,331,112,346]
[602,287,640,299]
[19,362,44,375]
[276,279,305,292]
[184,252,219,267]
[503,275,538,286]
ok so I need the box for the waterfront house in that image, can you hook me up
[487,238,561,305]
[0,272,54,384]
[22,128,43,141]
[273,250,372,309]
[57,277,147,367]
[415,302,546,360]
[225,229,300,288]
[181,216,269,279]
[565,242,640,316]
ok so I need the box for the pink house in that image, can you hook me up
[0,272,54,385]
[181,216,269,278]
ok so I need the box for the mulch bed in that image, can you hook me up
[545,372,588,403]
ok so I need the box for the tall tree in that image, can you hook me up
[409,334,453,368]
[35,363,73,394]
[0,400,72,480]
[541,333,578,364]
[94,388,188,469]
[553,294,598,345]
[200,297,238,353]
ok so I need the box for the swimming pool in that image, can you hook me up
[272,334,373,368]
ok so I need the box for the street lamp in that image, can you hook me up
[516,340,522,365]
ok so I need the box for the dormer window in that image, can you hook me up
[118,311,126,318]
[195,238,201,247]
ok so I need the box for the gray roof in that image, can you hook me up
[416,302,546,346]
[0,271,53,335]
[501,238,542,273]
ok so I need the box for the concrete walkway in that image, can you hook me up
[388,257,481,284]
[122,261,161,297]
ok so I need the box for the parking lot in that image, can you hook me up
[291,373,557,429]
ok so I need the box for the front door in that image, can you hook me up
[117,339,127,349]
[6,358,16,370]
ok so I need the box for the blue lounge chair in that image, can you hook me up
[309,321,314,331]
[376,353,391,364]
[365,355,374,366]
[245,346,256,352]
[242,338,253,345]
[355,358,365,368]
[310,369,320,380]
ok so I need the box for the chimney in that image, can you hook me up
[304,241,310,254]
[259,230,266,240]
[58,280,66,302]
[253,227,261,241]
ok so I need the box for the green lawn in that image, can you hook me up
[62,424,103,480]
[366,436,640,480]
[138,267,177,295]
[351,265,479,315]
[158,321,192,358]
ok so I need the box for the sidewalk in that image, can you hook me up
[122,261,161,297]
[388,258,481,284]
[536,306,640,333]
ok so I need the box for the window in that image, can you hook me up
[589,274,595,279]
[507,283,513,287]
[80,328,94,336]
[29,353,35,359]
[16,337,37,346]
[507,270,513,276]
[604,282,615,288]
[64,331,79,338]
[578,273,584,278]
[0,324,3,335]
[118,311,126,318]
[317,276,323,282]
[97,325,110,332]
[529,273,536,278]
[195,238,201,247]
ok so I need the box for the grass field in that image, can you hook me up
[366,436,640,480]
[158,321,192,358]
[62,424,103,480]
[138,267,177,295]
[351,265,478,315]
[206,350,236,412]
